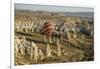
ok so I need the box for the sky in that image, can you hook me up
[15,3,94,12]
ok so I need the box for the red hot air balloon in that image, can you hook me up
[43,22,55,36]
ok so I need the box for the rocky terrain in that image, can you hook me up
[14,10,94,65]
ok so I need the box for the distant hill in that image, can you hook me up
[63,12,94,17]
[15,10,94,18]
